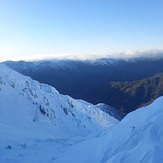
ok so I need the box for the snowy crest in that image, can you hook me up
[0,64,118,138]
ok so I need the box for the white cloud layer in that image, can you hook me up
[1,49,163,62]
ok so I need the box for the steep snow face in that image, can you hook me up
[0,64,117,139]
[0,64,119,163]
[56,96,163,163]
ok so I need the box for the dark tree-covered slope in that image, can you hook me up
[90,73,163,113]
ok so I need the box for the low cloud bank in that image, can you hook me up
[117,49,163,60]
[1,49,163,62]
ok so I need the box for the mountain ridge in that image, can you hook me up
[4,58,163,113]
[0,63,118,138]
[91,72,163,112]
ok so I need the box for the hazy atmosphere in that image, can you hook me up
[0,0,163,61]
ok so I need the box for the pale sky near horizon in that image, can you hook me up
[0,0,163,60]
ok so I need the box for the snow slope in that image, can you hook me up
[56,96,163,163]
[0,64,118,162]
[1,63,163,163]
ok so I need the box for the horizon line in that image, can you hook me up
[1,49,163,62]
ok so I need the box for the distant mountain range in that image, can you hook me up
[4,57,163,113]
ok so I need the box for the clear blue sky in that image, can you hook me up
[0,0,163,60]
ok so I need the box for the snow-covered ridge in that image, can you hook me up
[4,58,119,72]
[0,64,117,138]
[55,96,163,163]
[0,63,118,162]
